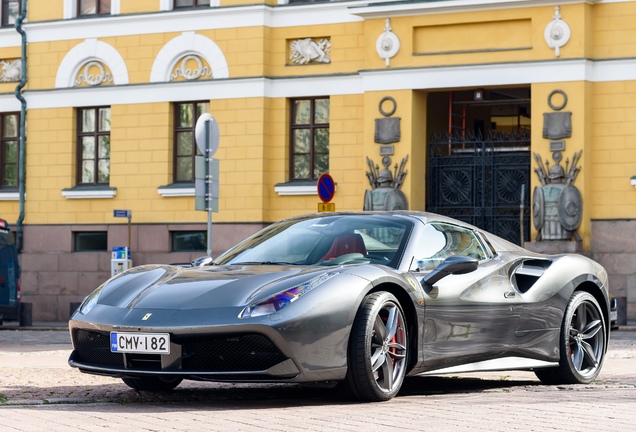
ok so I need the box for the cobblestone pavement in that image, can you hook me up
[0,327,635,431]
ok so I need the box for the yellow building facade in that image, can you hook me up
[0,0,635,321]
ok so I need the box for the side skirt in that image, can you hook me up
[417,357,559,376]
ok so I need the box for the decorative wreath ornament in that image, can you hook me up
[544,5,571,57]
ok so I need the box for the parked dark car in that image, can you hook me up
[69,212,610,402]
[0,218,20,325]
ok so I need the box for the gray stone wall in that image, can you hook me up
[19,223,266,322]
[590,220,636,322]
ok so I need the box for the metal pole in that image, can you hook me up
[207,209,212,258]
[127,214,131,253]
[520,184,525,248]
[205,120,212,258]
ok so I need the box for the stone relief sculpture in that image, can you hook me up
[170,54,213,81]
[543,89,572,139]
[0,59,21,82]
[289,38,331,65]
[374,96,401,144]
[535,88,582,241]
[74,60,114,86]
[532,150,582,241]
[364,155,409,211]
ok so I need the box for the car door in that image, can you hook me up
[413,223,522,370]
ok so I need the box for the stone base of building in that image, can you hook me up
[18,222,266,322]
[527,220,636,324]
[524,240,583,255]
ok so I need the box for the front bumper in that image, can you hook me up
[68,327,302,381]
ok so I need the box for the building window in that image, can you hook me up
[74,231,108,252]
[174,101,209,183]
[290,98,329,181]
[174,0,210,7]
[0,113,19,189]
[1,0,20,26]
[171,231,206,252]
[77,107,111,186]
[78,0,110,16]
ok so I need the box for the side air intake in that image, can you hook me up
[513,259,552,293]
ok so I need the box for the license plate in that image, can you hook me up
[110,332,170,354]
[610,310,618,322]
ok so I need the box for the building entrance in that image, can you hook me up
[426,88,531,245]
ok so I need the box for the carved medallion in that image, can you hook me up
[74,61,114,86]
[376,18,400,67]
[544,5,571,57]
[170,54,213,81]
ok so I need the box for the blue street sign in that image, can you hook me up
[113,210,131,218]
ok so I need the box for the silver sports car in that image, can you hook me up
[69,212,610,402]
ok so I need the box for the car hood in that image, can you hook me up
[93,264,343,310]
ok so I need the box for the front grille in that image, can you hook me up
[72,329,124,368]
[72,329,288,373]
[178,334,287,372]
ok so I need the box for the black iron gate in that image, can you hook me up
[427,130,531,245]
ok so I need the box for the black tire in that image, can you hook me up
[535,291,606,385]
[122,376,183,392]
[343,292,408,402]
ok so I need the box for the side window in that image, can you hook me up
[78,0,111,16]
[1,0,20,27]
[290,97,329,181]
[416,223,489,271]
[77,107,110,186]
[0,112,19,189]
[174,0,211,7]
[173,101,209,183]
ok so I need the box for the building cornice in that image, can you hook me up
[5,58,636,110]
[350,0,601,19]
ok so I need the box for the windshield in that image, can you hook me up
[215,215,413,268]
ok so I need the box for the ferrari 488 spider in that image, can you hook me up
[69,212,610,401]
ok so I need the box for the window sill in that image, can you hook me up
[0,191,21,201]
[62,186,117,199]
[274,181,318,196]
[158,183,195,197]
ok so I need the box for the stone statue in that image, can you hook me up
[363,155,409,211]
[532,150,582,241]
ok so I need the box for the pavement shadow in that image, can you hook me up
[0,375,541,410]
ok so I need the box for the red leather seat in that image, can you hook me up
[321,233,367,261]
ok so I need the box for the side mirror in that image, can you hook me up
[191,256,213,267]
[421,255,478,287]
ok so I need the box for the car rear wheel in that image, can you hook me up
[535,291,606,385]
[121,376,183,392]
[343,292,408,402]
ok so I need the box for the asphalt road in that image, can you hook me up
[0,327,635,431]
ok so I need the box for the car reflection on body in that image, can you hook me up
[69,212,610,402]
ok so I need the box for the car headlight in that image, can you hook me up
[239,272,338,319]
[79,291,99,315]
[78,283,106,315]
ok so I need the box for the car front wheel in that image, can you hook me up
[122,376,183,392]
[535,291,606,385]
[343,292,408,402]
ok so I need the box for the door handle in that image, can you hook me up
[504,291,516,299]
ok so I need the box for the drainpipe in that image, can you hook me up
[14,0,27,252]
